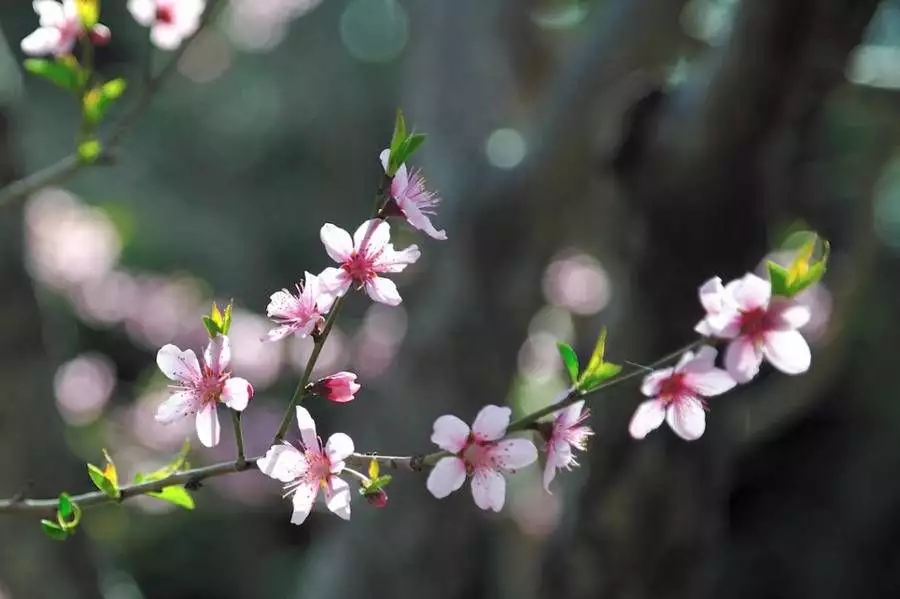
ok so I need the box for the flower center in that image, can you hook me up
[341,252,375,283]
[198,366,226,405]
[658,373,688,404]
[739,307,773,339]
[156,6,174,23]
[461,439,492,474]
[305,446,333,484]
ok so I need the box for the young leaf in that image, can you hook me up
[88,463,120,499]
[767,261,791,297]
[41,519,69,541]
[101,449,118,487]
[579,362,623,392]
[202,315,220,338]
[76,0,99,28]
[147,486,195,510]
[222,302,233,335]
[557,342,580,384]
[23,58,82,93]
[210,302,223,327]
[57,493,74,521]
[398,133,426,163]
[77,139,102,164]
[368,458,380,481]
[768,235,830,298]
[83,78,127,124]
[57,493,81,530]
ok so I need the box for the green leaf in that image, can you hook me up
[136,439,191,484]
[23,57,83,92]
[77,139,102,164]
[41,519,70,541]
[222,302,233,335]
[367,459,380,481]
[557,342,580,384]
[147,486,195,510]
[83,78,127,124]
[58,493,74,521]
[202,315,220,337]
[76,0,99,28]
[767,261,791,297]
[578,362,623,392]
[398,133,426,163]
[767,235,830,298]
[56,493,81,530]
[88,463,120,499]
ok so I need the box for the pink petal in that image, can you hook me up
[257,442,306,483]
[488,439,538,471]
[195,402,221,448]
[324,432,354,468]
[698,276,725,314]
[402,202,447,240]
[762,330,811,375]
[628,400,666,439]
[771,299,811,330]
[674,351,696,371]
[317,267,352,300]
[732,273,771,311]
[665,396,706,441]
[354,219,390,253]
[320,223,354,262]
[542,450,561,493]
[325,476,352,521]
[150,23,183,50]
[266,289,296,318]
[295,406,318,450]
[156,344,201,383]
[471,468,506,512]
[265,325,293,342]
[430,415,470,453]
[155,390,199,424]
[691,345,718,367]
[364,277,402,306]
[391,164,410,197]
[20,27,63,55]
[724,337,763,383]
[471,405,511,442]
[640,368,673,397]
[426,457,467,499]
[683,368,735,397]
[302,271,321,299]
[289,482,318,526]
[221,377,252,411]
[558,400,586,429]
[204,334,231,372]
[375,244,421,273]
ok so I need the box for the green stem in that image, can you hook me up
[231,411,245,466]
[272,296,346,443]
[78,36,95,144]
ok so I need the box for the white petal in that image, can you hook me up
[320,223,354,262]
[20,27,63,56]
[640,368,673,397]
[392,163,409,196]
[763,330,811,375]
[289,482,318,526]
[155,390,200,424]
[684,368,736,397]
[674,351,696,371]
[221,377,252,411]
[488,439,538,471]
[317,267,352,299]
[265,325,292,342]
[150,23,184,51]
[666,396,706,441]
[691,345,718,367]
[127,0,156,25]
[542,451,560,493]
[354,219,390,253]
[204,334,231,372]
[324,432,354,467]
[325,476,352,520]
[375,244,421,273]
[257,442,307,483]
[732,273,771,311]
[471,468,506,512]
[195,402,221,447]
[34,1,63,26]
[364,277,402,306]
[302,271,320,298]
[698,276,725,313]
[295,406,318,450]
[379,148,390,172]
[156,344,201,383]
[426,457,466,499]
[628,400,666,439]
[772,299,811,330]
[430,415,470,453]
[471,405,511,442]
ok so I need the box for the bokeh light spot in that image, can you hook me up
[485,128,527,169]
[340,0,409,63]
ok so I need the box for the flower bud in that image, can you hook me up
[312,372,360,403]
[364,488,388,508]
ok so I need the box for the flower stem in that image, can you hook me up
[272,296,346,443]
[231,411,245,466]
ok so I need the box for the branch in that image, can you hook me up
[0,0,225,210]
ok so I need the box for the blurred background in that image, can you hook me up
[0,0,897,597]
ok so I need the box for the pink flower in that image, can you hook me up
[265,271,330,342]
[426,405,538,512]
[542,400,592,492]
[695,273,812,383]
[312,371,360,403]
[379,149,446,240]
[256,406,354,526]
[21,1,111,57]
[318,220,420,306]
[127,0,204,50]
[629,346,736,441]
[155,335,253,448]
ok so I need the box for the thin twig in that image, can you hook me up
[231,411,245,466]
[0,0,224,209]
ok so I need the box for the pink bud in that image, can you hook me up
[365,488,388,508]
[88,25,111,46]
[313,371,360,403]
